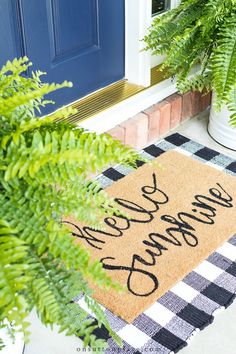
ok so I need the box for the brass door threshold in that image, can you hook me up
[60,65,169,124]
[151,64,170,86]
[60,81,144,124]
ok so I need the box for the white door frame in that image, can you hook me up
[125,0,152,87]
[81,0,180,133]
[125,0,181,85]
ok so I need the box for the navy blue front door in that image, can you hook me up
[0,0,125,112]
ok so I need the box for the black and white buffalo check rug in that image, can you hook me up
[76,133,236,354]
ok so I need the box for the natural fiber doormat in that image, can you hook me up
[65,134,236,324]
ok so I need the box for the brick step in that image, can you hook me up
[108,91,212,149]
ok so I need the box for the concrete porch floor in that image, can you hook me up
[21,111,236,354]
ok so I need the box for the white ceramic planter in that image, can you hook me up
[208,92,236,150]
[0,328,24,354]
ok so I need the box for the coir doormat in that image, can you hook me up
[69,134,236,354]
[65,134,236,324]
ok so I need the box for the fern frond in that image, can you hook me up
[227,87,236,126]
[0,82,72,118]
[84,295,122,347]
[47,221,123,290]
[0,57,31,92]
[144,0,236,89]
[212,17,236,108]
[0,219,31,340]
[144,0,236,136]
[0,56,147,351]
[0,338,4,351]
[3,127,141,183]
[177,70,212,93]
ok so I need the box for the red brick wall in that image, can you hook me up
[108,91,212,149]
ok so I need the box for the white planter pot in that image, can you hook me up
[0,328,24,354]
[208,92,236,150]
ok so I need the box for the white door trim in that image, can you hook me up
[125,0,181,85]
[125,0,152,87]
[151,0,181,67]
[171,0,181,8]
[80,0,181,134]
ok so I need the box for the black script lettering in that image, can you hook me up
[63,219,129,250]
[193,184,233,212]
[94,182,233,298]
[63,221,105,250]
[191,199,216,225]
[114,199,154,223]
[101,230,183,297]
[81,224,127,248]
[143,232,182,249]
[103,216,130,234]
[160,183,233,248]
[101,256,159,297]
[179,209,216,227]
[114,173,169,223]
[161,214,198,247]
[141,173,169,210]
[209,183,233,207]
[133,252,160,267]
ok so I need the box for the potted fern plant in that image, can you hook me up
[144,0,236,150]
[0,57,142,352]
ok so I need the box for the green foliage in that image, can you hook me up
[144,0,236,125]
[0,57,142,350]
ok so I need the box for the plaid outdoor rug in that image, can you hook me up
[76,133,236,354]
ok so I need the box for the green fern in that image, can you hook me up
[144,0,236,123]
[226,87,236,127]
[212,17,236,108]
[0,58,143,350]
